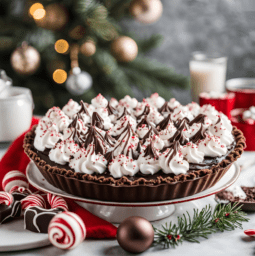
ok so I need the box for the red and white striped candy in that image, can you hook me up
[2,171,29,192]
[0,192,14,206]
[47,194,68,212]
[48,212,86,250]
[9,186,32,195]
[21,194,46,210]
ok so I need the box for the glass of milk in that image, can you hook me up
[189,52,227,102]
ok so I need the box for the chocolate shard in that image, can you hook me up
[24,206,63,233]
[0,201,21,224]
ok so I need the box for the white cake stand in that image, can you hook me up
[26,162,240,223]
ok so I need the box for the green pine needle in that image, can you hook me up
[153,203,249,249]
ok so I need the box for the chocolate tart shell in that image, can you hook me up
[23,126,245,202]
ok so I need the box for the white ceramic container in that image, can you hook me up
[0,86,33,142]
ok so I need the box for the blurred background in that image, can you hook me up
[0,0,255,114]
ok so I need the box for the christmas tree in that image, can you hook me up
[0,0,189,114]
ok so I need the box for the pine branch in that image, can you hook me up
[136,34,164,53]
[153,203,249,249]
[75,0,119,41]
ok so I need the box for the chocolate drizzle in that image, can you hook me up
[67,116,86,146]
[117,107,131,120]
[136,105,150,120]
[157,114,172,130]
[104,132,116,147]
[141,126,159,145]
[174,118,189,130]
[189,124,206,144]
[76,101,90,121]
[189,114,206,126]
[137,116,151,128]
[82,126,107,154]
[144,141,159,159]
[165,141,180,165]
[158,102,173,114]
[106,102,117,116]
[105,123,139,161]
[91,112,104,130]
[169,118,189,145]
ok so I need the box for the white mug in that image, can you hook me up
[0,87,34,142]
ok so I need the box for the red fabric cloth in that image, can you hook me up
[0,117,117,239]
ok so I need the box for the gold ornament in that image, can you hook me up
[80,41,96,57]
[111,36,138,62]
[35,3,69,31]
[129,0,163,24]
[69,25,86,40]
[10,42,40,76]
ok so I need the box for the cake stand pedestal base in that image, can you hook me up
[76,202,176,223]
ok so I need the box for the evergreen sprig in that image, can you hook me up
[153,203,249,249]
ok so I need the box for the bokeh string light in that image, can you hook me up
[53,69,67,84]
[29,3,46,20]
[29,3,43,16]
[55,39,69,54]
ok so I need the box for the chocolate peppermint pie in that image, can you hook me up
[24,94,245,202]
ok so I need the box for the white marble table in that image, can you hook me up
[0,143,255,256]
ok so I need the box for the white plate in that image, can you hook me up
[0,218,50,252]
[27,162,240,223]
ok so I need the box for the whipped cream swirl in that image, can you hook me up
[197,134,227,157]
[181,142,204,163]
[159,142,189,175]
[62,99,80,118]
[34,123,63,151]
[108,154,139,178]
[69,144,108,174]
[49,139,79,165]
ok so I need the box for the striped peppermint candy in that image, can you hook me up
[9,186,32,195]
[20,194,46,210]
[48,212,86,250]
[2,171,29,192]
[47,194,68,212]
[0,192,14,206]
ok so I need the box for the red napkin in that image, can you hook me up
[0,117,117,239]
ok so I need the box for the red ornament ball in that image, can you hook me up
[117,216,154,253]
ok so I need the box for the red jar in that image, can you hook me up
[226,78,255,109]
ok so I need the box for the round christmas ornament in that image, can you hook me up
[48,212,86,250]
[66,67,93,95]
[129,0,163,24]
[2,170,29,192]
[117,216,154,253]
[111,36,138,62]
[35,3,69,31]
[10,42,40,76]
[80,40,96,57]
